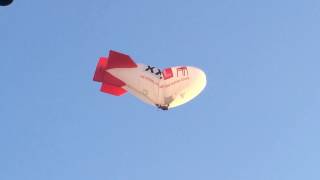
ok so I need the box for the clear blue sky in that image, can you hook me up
[1,0,320,179]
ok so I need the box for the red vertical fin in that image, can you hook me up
[107,50,137,69]
[93,57,108,82]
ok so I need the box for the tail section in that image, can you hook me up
[93,50,137,96]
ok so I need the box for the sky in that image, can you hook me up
[1,0,320,179]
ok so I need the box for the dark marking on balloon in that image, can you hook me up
[155,69,162,76]
[145,65,162,79]
[145,65,155,73]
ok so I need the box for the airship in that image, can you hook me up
[93,50,206,110]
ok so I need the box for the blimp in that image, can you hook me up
[93,50,206,110]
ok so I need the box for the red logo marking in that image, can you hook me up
[162,68,173,80]
[176,66,188,77]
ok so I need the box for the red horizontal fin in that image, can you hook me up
[93,57,108,82]
[107,50,137,69]
[100,83,127,96]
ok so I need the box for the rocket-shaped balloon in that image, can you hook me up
[93,50,206,110]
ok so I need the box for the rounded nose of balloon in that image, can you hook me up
[0,0,13,6]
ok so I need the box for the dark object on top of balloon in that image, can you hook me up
[0,0,13,6]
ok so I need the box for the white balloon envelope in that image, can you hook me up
[93,50,206,110]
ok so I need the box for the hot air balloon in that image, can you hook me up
[93,50,206,110]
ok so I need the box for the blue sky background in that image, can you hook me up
[1,0,320,179]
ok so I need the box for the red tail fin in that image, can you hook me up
[100,83,127,96]
[93,50,137,96]
[107,50,137,69]
[93,57,108,82]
